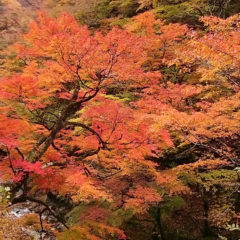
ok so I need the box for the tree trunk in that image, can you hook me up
[153,205,166,240]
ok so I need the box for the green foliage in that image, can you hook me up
[179,169,238,192]
[154,3,200,25]
[94,0,112,19]
[180,171,199,186]
[74,1,132,27]
[0,186,10,206]
[94,0,138,18]
[0,54,25,78]
[108,209,133,227]
[57,226,92,240]
[109,0,138,17]
[152,0,240,25]
[74,10,90,25]
[161,65,188,84]
[109,17,130,28]
[65,204,87,226]
[198,169,238,192]
[160,196,186,218]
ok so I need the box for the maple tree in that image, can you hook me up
[0,11,173,239]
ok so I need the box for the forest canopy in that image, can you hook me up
[0,1,239,240]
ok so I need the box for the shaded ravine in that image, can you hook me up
[7,203,58,240]
[0,183,59,239]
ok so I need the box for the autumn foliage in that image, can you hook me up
[0,7,240,240]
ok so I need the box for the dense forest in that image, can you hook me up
[0,0,240,239]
